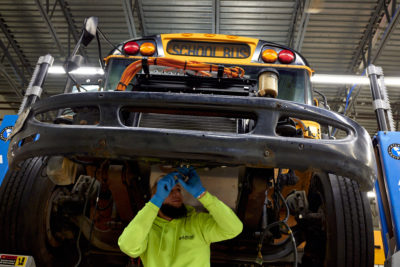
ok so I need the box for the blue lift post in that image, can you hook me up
[0,115,18,185]
[0,55,53,186]
[367,65,400,266]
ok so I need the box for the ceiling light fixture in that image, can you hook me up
[311,74,370,85]
[48,66,104,75]
[47,67,400,87]
[312,74,400,87]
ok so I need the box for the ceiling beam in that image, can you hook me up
[348,0,386,73]
[288,0,301,47]
[334,0,387,116]
[122,0,137,38]
[372,4,400,63]
[0,38,27,86]
[293,0,311,52]
[343,1,399,117]
[137,0,147,36]
[35,0,65,57]
[0,15,32,75]
[57,0,88,58]
[0,62,23,99]
[133,0,144,36]
[212,0,220,34]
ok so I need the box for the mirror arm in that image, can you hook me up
[96,32,105,69]
[97,27,123,53]
[70,33,84,58]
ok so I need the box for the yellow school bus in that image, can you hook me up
[3,27,376,267]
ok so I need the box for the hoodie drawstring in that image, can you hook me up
[158,224,165,256]
[173,223,178,256]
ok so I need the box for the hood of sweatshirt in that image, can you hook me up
[153,205,195,256]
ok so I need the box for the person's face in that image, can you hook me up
[163,184,183,208]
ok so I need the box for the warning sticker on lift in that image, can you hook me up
[0,255,28,266]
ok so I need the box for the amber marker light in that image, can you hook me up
[140,42,156,56]
[262,49,278,63]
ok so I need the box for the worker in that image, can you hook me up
[118,166,243,267]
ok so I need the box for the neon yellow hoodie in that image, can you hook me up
[118,192,243,267]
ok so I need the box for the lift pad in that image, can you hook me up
[0,254,35,267]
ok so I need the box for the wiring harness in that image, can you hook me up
[116,57,245,91]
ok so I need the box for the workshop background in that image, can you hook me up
[0,1,398,265]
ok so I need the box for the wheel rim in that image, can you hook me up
[45,187,65,248]
[302,178,328,266]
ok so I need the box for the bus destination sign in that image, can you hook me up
[167,40,250,59]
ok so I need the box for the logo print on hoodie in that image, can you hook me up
[179,234,194,240]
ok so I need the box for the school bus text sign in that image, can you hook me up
[167,40,250,59]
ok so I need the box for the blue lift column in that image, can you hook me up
[0,115,18,185]
[376,132,400,248]
[367,65,400,265]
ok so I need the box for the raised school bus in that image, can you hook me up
[1,18,376,267]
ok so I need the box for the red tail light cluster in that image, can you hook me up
[278,50,295,64]
[123,41,139,54]
[123,41,156,56]
[261,48,295,64]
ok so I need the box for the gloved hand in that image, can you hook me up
[150,172,181,208]
[177,166,205,198]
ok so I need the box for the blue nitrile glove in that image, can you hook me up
[177,166,205,198]
[150,172,180,208]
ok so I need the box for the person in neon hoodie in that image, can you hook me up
[118,166,243,267]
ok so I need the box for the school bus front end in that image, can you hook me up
[6,33,376,266]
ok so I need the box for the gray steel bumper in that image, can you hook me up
[8,91,377,191]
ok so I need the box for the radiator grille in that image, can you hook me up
[138,113,238,133]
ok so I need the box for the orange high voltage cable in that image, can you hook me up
[116,57,245,91]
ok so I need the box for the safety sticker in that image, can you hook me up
[0,255,17,265]
[388,143,400,160]
[0,126,13,142]
[15,256,27,266]
[0,255,27,266]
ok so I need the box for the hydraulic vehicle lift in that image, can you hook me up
[367,65,400,266]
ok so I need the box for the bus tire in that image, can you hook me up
[301,173,374,267]
[0,157,77,267]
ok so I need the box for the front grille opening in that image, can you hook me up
[18,133,40,147]
[35,106,100,126]
[275,116,349,140]
[331,128,348,140]
[119,108,256,134]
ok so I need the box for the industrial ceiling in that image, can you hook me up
[0,0,399,136]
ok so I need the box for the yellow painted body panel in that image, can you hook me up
[302,120,321,139]
[293,119,321,139]
[105,33,314,76]
[159,34,313,75]
[374,230,385,265]
[160,33,258,64]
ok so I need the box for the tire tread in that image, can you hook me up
[0,158,42,252]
